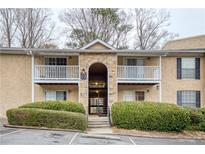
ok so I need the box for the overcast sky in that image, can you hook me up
[53,8,205,48]
[168,9,205,38]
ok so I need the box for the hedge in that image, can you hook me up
[7,108,87,131]
[185,108,205,131]
[111,102,190,132]
[19,101,85,114]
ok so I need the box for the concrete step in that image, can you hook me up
[88,121,110,125]
[88,116,108,120]
[88,124,111,128]
[88,119,109,122]
[88,117,109,122]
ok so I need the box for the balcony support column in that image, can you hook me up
[159,56,162,102]
[31,54,35,102]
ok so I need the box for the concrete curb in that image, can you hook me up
[82,134,121,140]
[110,132,205,141]
[3,124,86,133]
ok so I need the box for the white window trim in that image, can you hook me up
[44,56,69,65]
[44,90,68,101]
[123,90,146,101]
[123,57,145,65]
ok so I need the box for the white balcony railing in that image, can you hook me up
[117,66,160,81]
[34,65,79,80]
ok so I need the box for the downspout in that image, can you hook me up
[159,56,162,102]
[27,50,35,102]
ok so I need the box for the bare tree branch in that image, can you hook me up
[15,8,56,48]
[59,8,133,49]
[0,8,18,47]
[133,8,177,50]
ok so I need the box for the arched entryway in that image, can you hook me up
[88,63,108,116]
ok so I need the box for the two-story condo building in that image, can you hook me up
[1,36,205,117]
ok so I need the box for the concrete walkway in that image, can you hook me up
[87,127,113,134]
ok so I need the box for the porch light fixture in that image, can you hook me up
[156,85,159,90]
[80,69,87,80]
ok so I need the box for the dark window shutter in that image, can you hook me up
[177,91,182,106]
[177,58,182,79]
[195,58,200,79]
[196,91,201,108]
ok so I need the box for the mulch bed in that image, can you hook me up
[112,127,205,140]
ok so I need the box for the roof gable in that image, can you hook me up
[80,39,115,50]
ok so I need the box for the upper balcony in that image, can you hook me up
[117,56,161,84]
[117,65,160,83]
[34,65,79,83]
[33,56,79,84]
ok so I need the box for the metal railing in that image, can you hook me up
[117,65,160,80]
[34,65,79,80]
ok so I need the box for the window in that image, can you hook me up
[123,91,145,101]
[125,58,144,66]
[45,91,67,101]
[135,91,145,101]
[177,90,200,108]
[45,58,67,65]
[181,58,195,79]
[123,91,135,101]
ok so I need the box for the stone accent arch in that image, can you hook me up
[79,53,117,111]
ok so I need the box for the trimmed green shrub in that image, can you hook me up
[7,108,87,131]
[186,108,204,125]
[19,101,85,114]
[185,108,205,131]
[111,102,190,132]
[198,108,205,115]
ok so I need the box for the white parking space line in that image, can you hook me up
[68,133,79,145]
[129,137,136,145]
[0,129,25,137]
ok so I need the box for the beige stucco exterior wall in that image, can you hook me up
[117,56,159,66]
[79,53,117,108]
[35,56,78,65]
[118,84,159,102]
[0,54,32,117]
[161,56,205,107]
[34,84,78,102]
[163,35,205,50]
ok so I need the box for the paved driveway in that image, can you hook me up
[1,126,205,145]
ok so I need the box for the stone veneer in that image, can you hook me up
[79,53,117,109]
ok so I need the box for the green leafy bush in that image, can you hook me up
[111,102,190,132]
[186,108,204,125]
[19,101,85,114]
[198,108,205,115]
[7,108,87,131]
[185,108,205,131]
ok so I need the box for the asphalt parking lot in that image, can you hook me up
[1,126,205,145]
